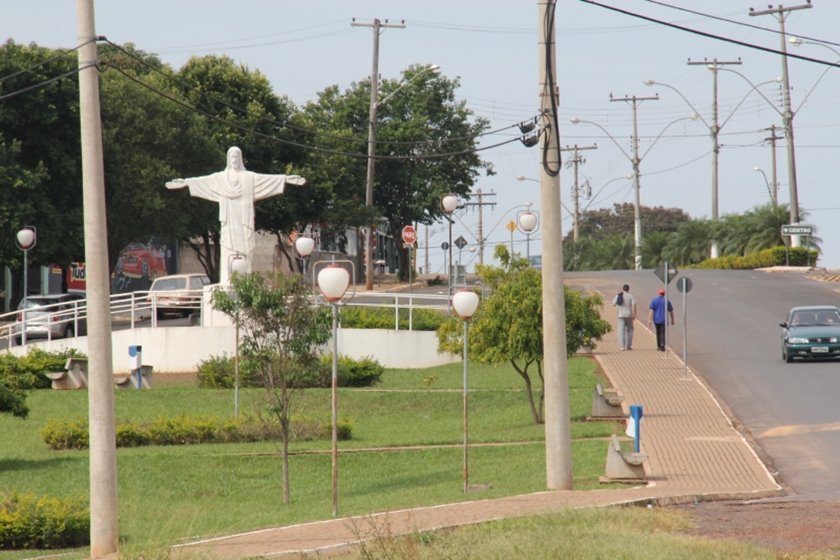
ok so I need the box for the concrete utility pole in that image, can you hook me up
[560,144,597,242]
[461,188,496,266]
[538,0,573,491]
[764,124,783,207]
[687,58,742,259]
[75,0,118,556]
[610,94,659,270]
[749,1,812,247]
[352,18,405,289]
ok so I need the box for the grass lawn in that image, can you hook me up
[0,357,621,557]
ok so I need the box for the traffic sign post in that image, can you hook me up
[401,225,416,300]
[781,224,813,267]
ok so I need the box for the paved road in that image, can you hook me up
[568,268,840,500]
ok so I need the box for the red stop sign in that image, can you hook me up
[401,225,417,245]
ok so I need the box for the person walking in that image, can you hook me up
[612,284,636,351]
[648,288,674,351]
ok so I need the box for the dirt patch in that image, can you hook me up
[152,371,197,386]
[673,500,840,555]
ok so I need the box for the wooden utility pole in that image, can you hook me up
[352,18,405,290]
[76,0,118,556]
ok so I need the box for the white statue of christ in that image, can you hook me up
[166,146,306,284]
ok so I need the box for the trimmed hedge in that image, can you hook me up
[40,415,353,450]
[197,353,384,389]
[339,306,447,331]
[693,246,819,269]
[0,493,89,549]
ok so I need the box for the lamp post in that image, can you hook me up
[16,227,36,345]
[754,166,778,206]
[295,235,315,280]
[363,64,441,291]
[570,114,698,269]
[316,262,351,518]
[228,254,248,418]
[451,289,480,494]
[715,65,802,242]
[748,2,813,247]
[517,204,539,263]
[441,193,459,300]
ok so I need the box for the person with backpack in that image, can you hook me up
[612,284,637,351]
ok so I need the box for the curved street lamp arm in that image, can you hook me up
[645,80,710,129]
[570,118,633,163]
[583,175,632,211]
[377,64,440,108]
[719,79,782,129]
[639,115,697,162]
[793,61,840,115]
[717,67,783,120]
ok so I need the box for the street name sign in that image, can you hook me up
[781,224,812,236]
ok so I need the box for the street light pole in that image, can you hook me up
[441,194,459,301]
[749,2,813,247]
[609,94,659,270]
[452,290,479,494]
[570,113,697,270]
[753,166,777,206]
[538,0,572,491]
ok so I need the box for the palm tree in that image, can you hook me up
[663,219,713,265]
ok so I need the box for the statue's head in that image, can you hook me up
[226,146,245,171]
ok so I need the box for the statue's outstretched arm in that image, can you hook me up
[166,179,188,189]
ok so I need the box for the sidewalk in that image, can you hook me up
[172,318,783,559]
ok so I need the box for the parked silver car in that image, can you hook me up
[14,293,87,344]
[149,273,210,319]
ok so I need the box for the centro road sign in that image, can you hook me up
[401,225,417,245]
[781,224,812,236]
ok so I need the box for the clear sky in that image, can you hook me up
[5,1,840,272]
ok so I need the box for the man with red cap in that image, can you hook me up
[648,287,674,351]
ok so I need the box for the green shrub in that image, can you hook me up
[0,493,89,549]
[0,348,86,391]
[40,414,353,450]
[317,355,384,387]
[340,306,447,331]
[196,353,259,389]
[39,418,89,450]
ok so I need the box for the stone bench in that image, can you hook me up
[114,365,154,389]
[45,358,152,389]
[602,433,647,482]
[45,357,90,390]
[590,383,625,419]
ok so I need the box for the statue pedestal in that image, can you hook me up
[201,284,235,327]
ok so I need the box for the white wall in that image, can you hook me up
[13,325,457,373]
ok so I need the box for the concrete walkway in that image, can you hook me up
[172,317,783,559]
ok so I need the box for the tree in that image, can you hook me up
[99,47,222,272]
[663,219,713,266]
[211,272,331,503]
[0,41,83,299]
[438,245,610,423]
[304,65,493,280]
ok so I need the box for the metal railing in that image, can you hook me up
[1,288,452,348]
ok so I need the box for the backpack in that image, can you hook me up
[615,292,624,306]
